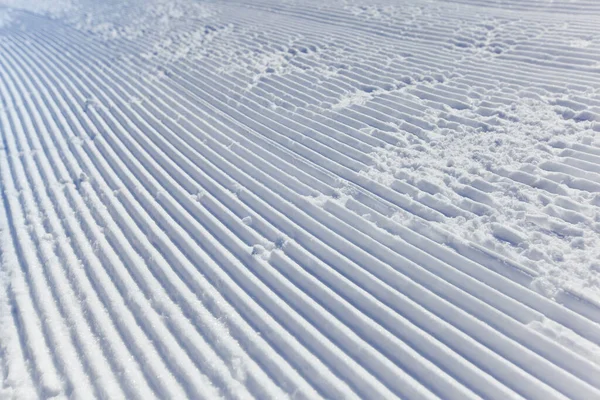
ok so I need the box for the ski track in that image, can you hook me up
[1,0,600,398]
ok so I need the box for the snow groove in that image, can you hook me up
[1,0,600,398]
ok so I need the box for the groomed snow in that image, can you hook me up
[1,0,600,398]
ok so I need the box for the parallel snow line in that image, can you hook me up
[2,33,276,400]
[323,199,600,388]
[0,49,129,400]
[124,28,576,219]
[436,0,600,14]
[343,194,600,348]
[95,27,460,228]
[28,21,600,400]
[224,9,600,94]
[14,28,368,400]
[4,5,600,399]
[0,143,64,399]
[138,48,556,290]
[1,36,236,400]
[29,36,432,398]
[111,24,407,148]
[138,0,600,338]
[207,6,600,264]
[130,49,452,224]
[24,30,506,400]
[0,60,101,399]
[231,0,600,72]
[0,167,38,400]
[25,19,548,400]
[45,9,600,346]
[84,8,600,350]
[3,32,325,400]
[0,44,178,400]
[74,19,450,169]
[1,36,193,400]
[1,35,248,400]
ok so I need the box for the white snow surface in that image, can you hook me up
[1,0,600,398]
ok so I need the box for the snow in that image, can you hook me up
[1,0,600,398]
[0,0,75,18]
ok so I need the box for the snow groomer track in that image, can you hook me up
[2,0,600,398]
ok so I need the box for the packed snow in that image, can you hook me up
[1,0,600,398]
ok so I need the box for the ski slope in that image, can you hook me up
[1,0,600,398]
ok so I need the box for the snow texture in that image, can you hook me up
[1,0,600,398]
